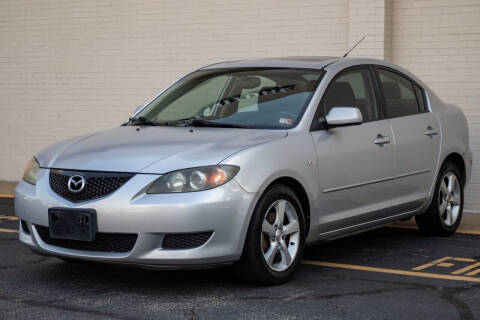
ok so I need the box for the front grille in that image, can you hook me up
[35,225,137,253]
[49,169,134,202]
[162,232,213,249]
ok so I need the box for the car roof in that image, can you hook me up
[200,56,341,70]
[199,57,426,86]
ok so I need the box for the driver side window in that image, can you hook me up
[323,68,378,122]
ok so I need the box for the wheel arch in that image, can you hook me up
[263,176,311,236]
[442,152,466,186]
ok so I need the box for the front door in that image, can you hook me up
[311,67,395,234]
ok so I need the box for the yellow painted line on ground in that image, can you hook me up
[437,262,455,267]
[412,256,452,271]
[452,257,477,263]
[467,268,480,276]
[0,228,18,234]
[0,215,18,221]
[451,262,480,275]
[413,257,480,275]
[302,260,480,283]
[387,224,480,236]
[0,194,14,198]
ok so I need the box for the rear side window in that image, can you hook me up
[377,69,420,118]
[323,68,378,122]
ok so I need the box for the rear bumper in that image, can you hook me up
[15,169,257,266]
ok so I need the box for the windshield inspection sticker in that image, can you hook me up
[279,118,293,125]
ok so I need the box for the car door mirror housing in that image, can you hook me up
[324,106,363,128]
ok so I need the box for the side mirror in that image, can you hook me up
[325,106,363,128]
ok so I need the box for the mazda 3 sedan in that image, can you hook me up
[15,57,472,284]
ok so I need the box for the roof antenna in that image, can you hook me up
[343,36,366,57]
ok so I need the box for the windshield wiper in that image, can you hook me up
[157,116,204,127]
[190,119,253,129]
[153,116,252,129]
[128,116,160,126]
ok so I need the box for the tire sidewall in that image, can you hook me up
[433,162,464,233]
[245,184,306,283]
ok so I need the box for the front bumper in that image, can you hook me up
[15,169,257,266]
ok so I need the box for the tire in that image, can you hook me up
[234,184,306,285]
[415,161,464,236]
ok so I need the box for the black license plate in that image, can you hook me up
[48,208,97,241]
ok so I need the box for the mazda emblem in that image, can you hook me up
[67,175,86,193]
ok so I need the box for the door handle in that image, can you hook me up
[425,126,438,137]
[374,135,391,145]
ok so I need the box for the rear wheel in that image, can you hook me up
[415,162,463,236]
[234,184,306,285]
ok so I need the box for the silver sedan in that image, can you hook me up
[15,57,472,284]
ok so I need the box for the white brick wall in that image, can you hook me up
[390,0,480,211]
[0,0,348,180]
[347,0,393,59]
[0,0,479,211]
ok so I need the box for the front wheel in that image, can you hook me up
[415,161,464,236]
[234,184,306,285]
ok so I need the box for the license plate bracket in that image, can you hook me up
[48,208,97,242]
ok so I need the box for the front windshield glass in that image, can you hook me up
[134,68,324,129]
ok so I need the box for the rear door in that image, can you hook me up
[311,67,395,233]
[374,67,441,208]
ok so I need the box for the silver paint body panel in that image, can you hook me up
[15,57,472,266]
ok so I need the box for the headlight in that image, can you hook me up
[147,165,239,194]
[23,157,40,185]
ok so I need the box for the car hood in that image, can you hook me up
[36,126,286,174]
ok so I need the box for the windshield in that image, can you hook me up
[133,68,324,129]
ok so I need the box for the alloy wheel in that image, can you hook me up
[438,172,461,227]
[260,199,300,272]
